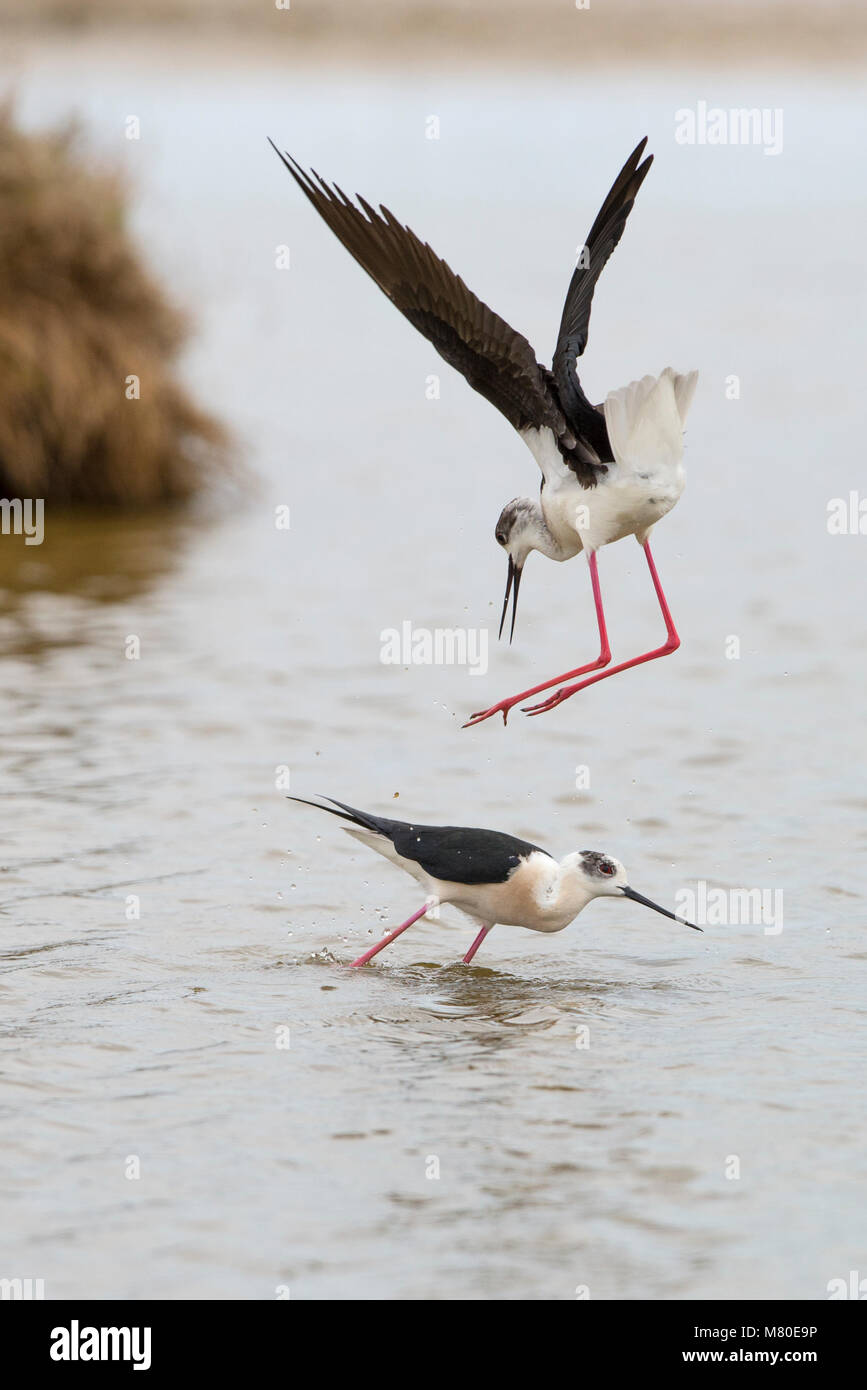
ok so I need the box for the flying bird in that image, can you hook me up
[269,137,697,725]
[291,796,701,967]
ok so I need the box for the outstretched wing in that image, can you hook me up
[553,139,654,455]
[269,141,578,452]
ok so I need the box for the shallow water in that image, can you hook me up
[1,41,866,1299]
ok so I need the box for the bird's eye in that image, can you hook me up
[600,862,615,876]
[495,532,507,546]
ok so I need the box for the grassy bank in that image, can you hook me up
[0,107,227,505]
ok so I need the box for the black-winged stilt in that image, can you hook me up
[291,797,701,967]
[269,136,698,727]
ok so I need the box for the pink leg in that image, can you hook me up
[524,541,680,716]
[463,551,611,728]
[462,925,491,964]
[350,903,429,967]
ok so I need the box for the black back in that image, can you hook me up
[291,797,548,886]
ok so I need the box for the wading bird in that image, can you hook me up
[291,797,700,967]
[269,137,697,725]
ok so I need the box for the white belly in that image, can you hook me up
[444,878,573,933]
[538,463,683,553]
[348,831,585,935]
[435,852,588,935]
[524,368,695,554]
[574,465,682,550]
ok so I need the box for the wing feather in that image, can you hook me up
[270,141,571,444]
[553,139,654,452]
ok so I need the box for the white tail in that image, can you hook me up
[604,368,698,470]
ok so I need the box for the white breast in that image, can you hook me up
[443,852,587,934]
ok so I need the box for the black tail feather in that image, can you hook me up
[287,795,393,836]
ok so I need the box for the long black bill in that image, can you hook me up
[498,556,523,644]
[622,885,702,931]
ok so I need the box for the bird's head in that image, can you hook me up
[570,851,702,930]
[494,496,544,642]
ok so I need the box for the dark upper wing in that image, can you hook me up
[391,825,547,886]
[552,139,654,455]
[269,141,578,453]
[313,797,546,886]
